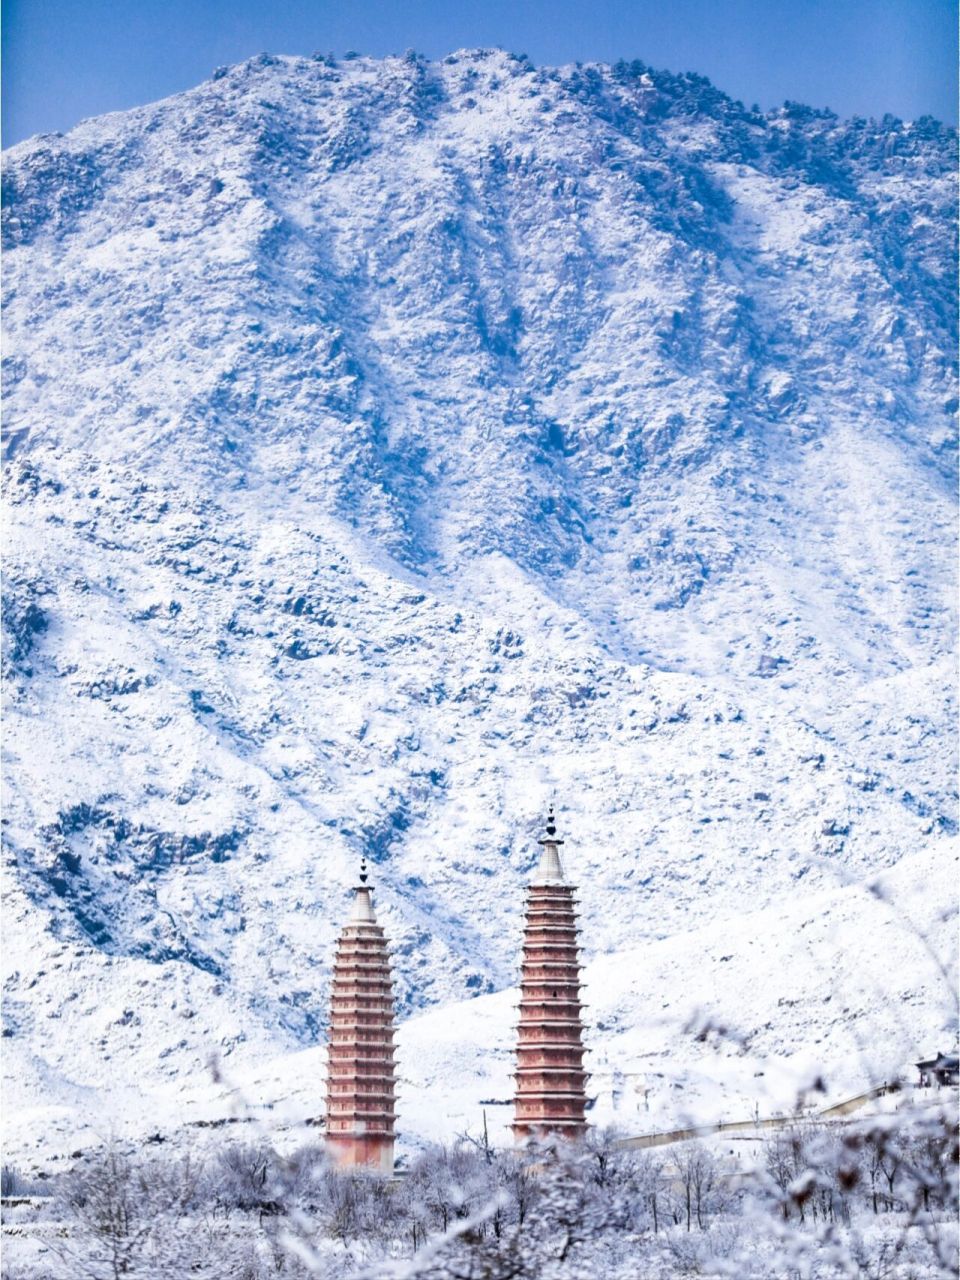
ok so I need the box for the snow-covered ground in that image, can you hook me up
[2,50,956,1169]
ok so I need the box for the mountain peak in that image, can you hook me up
[2,51,956,1156]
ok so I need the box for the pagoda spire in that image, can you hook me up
[513,806,589,1141]
[349,858,376,923]
[324,860,397,1173]
[534,804,566,883]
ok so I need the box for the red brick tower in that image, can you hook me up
[325,860,396,1174]
[513,807,588,1140]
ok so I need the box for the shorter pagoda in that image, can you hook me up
[325,860,397,1173]
[513,807,588,1140]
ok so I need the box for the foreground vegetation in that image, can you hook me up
[2,1098,956,1279]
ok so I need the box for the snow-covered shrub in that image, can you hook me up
[8,1109,954,1280]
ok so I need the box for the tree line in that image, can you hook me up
[2,1099,956,1279]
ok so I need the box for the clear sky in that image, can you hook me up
[2,0,956,148]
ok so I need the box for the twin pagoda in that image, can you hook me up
[325,861,397,1173]
[324,809,588,1171]
[513,809,588,1140]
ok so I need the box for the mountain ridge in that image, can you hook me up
[2,49,956,1159]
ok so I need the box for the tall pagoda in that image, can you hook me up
[324,860,397,1173]
[512,807,589,1140]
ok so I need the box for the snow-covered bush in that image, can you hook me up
[7,1105,954,1280]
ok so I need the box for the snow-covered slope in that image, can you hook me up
[2,50,956,1161]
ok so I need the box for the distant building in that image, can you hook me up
[513,807,589,1140]
[916,1052,959,1088]
[324,861,397,1173]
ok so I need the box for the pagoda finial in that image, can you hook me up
[538,803,564,848]
[349,858,377,923]
[534,803,565,881]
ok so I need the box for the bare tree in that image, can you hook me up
[55,1144,156,1279]
[50,1143,217,1279]
[19,1099,955,1280]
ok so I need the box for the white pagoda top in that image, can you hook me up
[532,806,567,883]
[349,860,378,923]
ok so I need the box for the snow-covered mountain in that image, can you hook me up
[2,49,957,1162]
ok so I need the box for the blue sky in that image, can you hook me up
[2,0,956,147]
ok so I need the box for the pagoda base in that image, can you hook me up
[326,1132,395,1174]
[513,1119,587,1142]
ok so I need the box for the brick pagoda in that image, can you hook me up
[325,860,397,1173]
[513,807,588,1140]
